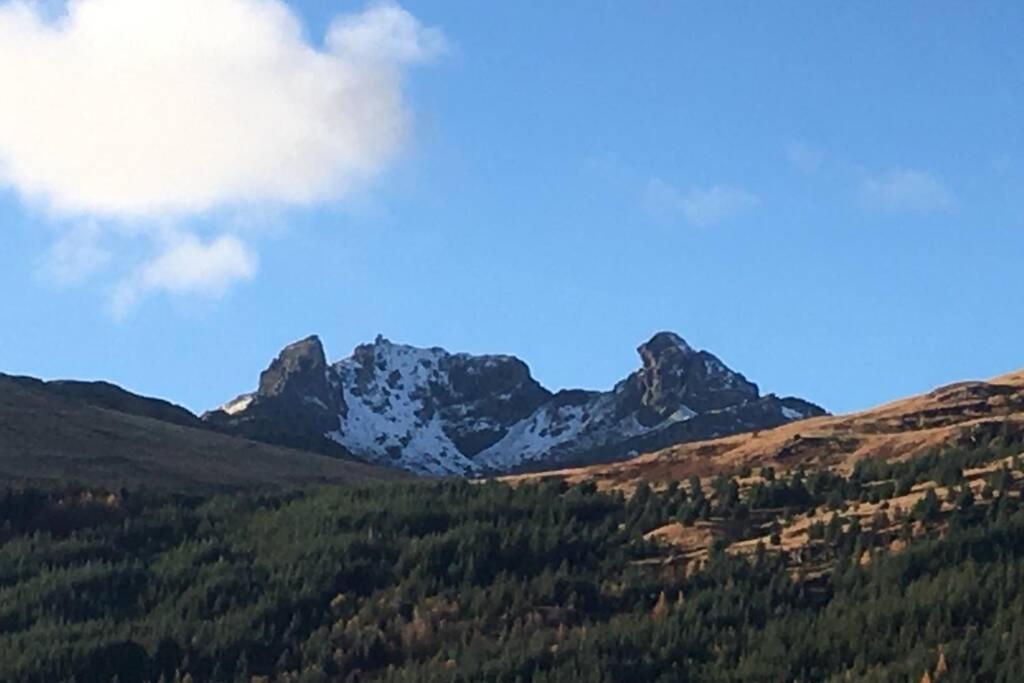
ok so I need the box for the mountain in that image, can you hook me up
[5,371,1024,683]
[0,373,405,491]
[205,332,826,475]
[505,369,1024,490]
[5,374,205,429]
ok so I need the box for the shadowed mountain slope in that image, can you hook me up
[0,374,405,491]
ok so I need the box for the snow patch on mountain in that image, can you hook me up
[206,332,828,476]
[781,406,807,421]
[326,339,474,475]
[222,394,254,415]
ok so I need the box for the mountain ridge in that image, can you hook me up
[504,368,1024,490]
[4,373,204,429]
[205,332,826,475]
[0,372,405,491]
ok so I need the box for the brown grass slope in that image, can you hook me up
[506,369,1024,490]
[0,375,405,491]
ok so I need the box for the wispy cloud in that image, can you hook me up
[645,179,760,227]
[110,233,257,318]
[39,223,112,286]
[785,141,824,174]
[0,0,445,313]
[861,168,955,212]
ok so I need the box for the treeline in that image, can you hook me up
[0,433,1022,682]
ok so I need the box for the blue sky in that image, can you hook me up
[1,0,1022,415]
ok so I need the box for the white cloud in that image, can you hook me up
[327,2,446,65]
[40,223,112,285]
[0,0,444,216]
[110,233,257,316]
[861,168,954,212]
[785,141,824,173]
[645,179,760,227]
[0,0,444,310]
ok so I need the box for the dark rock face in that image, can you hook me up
[619,332,760,425]
[204,336,348,456]
[205,332,827,475]
[562,393,828,470]
[257,336,333,403]
[439,354,552,455]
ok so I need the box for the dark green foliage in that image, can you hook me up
[1,434,1023,682]
[956,486,975,511]
[914,488,942,522]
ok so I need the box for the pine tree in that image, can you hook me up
[651,591,669,622]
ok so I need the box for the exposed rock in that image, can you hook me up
[439,352,551,454]
[204,336,348,456]
[205,331,827,475]
[257,336,336,407]
[622,331,758,423]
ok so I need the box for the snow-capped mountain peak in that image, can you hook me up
[204,332,826,475]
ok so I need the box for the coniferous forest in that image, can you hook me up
[2,435,1024,682]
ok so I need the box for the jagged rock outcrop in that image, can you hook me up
[623,332,759,422]
[205,332,827,475]
[204,336,348,456]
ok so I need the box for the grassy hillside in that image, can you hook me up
[506,369,1024,491]
[0,375,404,491]
[1,431,1023,682]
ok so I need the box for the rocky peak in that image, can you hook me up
[445,353,549,411]
[328,338,552,467]
[639,331,695,358]
[207,331,825,475]
[626,332,759,424]
[258,335,331,403]
[441,353,551,455]
[203,335,345,454]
